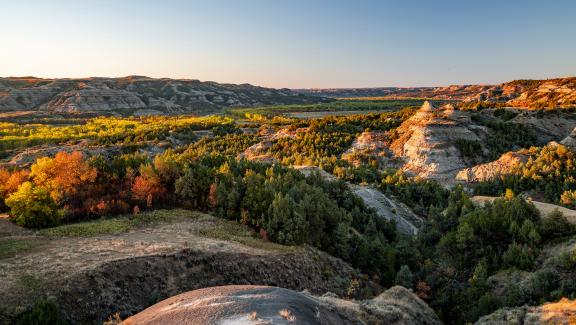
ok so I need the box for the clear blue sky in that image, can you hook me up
[0,0,575,88]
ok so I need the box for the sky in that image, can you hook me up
[0,0,575,88]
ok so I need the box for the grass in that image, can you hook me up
[16,273,44,292]
[198,219,292,251]
[35,208,290,251]
[39,209,202,237]
[0,238,44,259]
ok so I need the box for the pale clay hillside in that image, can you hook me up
[0,76,322,115]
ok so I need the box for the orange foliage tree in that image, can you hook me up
[29,151,97,204]
[131,164,166,208]
[0,169,30,209]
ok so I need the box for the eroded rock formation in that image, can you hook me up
[123,285,443,325]
[456,151,530,182]
[0,76,322,114]
[390,101,488,183]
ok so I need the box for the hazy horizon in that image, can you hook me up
[1,0,575,88]
[4,74,576,90]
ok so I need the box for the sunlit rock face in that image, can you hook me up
[456,150,530,182]
[122,285,443,325]
[390,101,488,183]
[561,127,576,149]
[475,298,576,325]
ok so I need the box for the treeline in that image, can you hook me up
[474,143,576,207]
[0,142,401,286]
[227,100,421,119]
[0,115,232,151]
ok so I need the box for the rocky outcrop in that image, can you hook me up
[456,151,530,182]
[122,286,355,325]
[0,76,323,114]
[239,127,309,163]
[509,110,576,142]
[506,78,576,109]
[239,141,276,163]
[342,131,400,168]
[296,77,576,109]
[352,185,422,235]
[390,101,488,183]
[295,166,422,236]
[561,127,576,149]
[42,88,147,113]
[460,78,576,109]
[124,285,442,325]
[475,298,576,325]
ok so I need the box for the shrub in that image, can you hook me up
[529,269,560,299]
[502,242,536,270]
[455,139,483,160]
[6,182,62,229]
[395,265,414,289]
[14,299,67,325]
[555,249,576,270]
[541,209,576,240]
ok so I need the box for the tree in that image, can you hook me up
[132,164,166,207]
[0,169,29,210]
[505,188,515,200]
[541,209,576,240]
[153,152,181,187]
[267,193,307,245]
[240,170,273,227]
[29,151,97,203]
[14,299,67,325]
[5,182,61,228]
[502,242,536,270]
[395,265,414,289]
[175,164,214,210]
[469,260,488,288]
[561,190,576,207]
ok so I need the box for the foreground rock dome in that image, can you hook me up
[122,285,442,325]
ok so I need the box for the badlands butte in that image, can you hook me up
[1,76,576,325]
